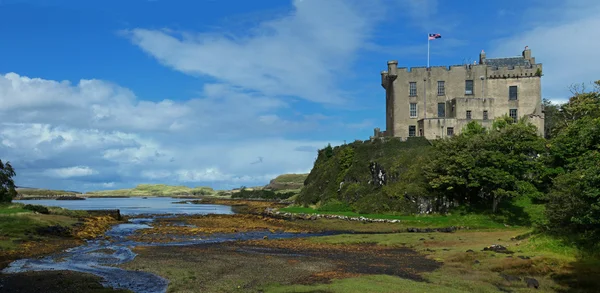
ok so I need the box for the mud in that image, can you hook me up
[1,216,340,293]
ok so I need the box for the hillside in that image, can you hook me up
[84,184,216,197]
[297,138,433,213]
[263,173,308,191]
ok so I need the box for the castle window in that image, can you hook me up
[466,110,472,120]
[409,125,416,137]
[509,86,518,100]
[437,81,445,95]
[447,127,454,136]
[409,82,417,96]
[483,110,488,121]
[409,103,417,118]
[438,103,445,118]
[509,109,518,123]
[465,80,474,95]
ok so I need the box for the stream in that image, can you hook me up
[2,216,330,293]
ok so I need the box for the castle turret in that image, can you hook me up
[387,60,398,77]
[479,50,486,64]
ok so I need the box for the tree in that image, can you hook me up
[424,118,546,213]
[542,98,561,139]
[0,160,17,203]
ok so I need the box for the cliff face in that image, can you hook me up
[296,138,438,214]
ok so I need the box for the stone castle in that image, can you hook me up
[373,47,545,140]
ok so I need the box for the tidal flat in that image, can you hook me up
[2,199,599,293]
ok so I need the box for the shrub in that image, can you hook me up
[23,204,50,214]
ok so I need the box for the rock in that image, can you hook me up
[466,249,474,253]
[500,273,521,282]
[483,244,514,254]
[474,260,480,264]
[525,277,539,289]
[518,256,531,260]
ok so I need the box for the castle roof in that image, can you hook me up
[484,56,530,67]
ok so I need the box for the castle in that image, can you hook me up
[373,47,545,140]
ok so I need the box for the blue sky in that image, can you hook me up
[1,0,598,191]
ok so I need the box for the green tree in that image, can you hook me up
[425,118,546,213]
[0,160,17,203]
[542,98,561,139]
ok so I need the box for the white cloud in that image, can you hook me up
[0,0,383,191]
[489,0,600,103]
[44,166,98,178]
[123,0,384,105]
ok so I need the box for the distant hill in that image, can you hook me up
[84,184,216,197]
[263,173,308,191]
[16,188,82,198]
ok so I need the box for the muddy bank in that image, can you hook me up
[120,239,441,292]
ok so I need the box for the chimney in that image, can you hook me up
[523,46,532,61]
[479,50,486,65]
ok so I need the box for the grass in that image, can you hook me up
[264,274,467,293]
[279,206,507,229]
[284,228,599,293]
[85,184,216,197]
[0,204,30,215]
[270,174,308,184]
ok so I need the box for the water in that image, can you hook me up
[14,197,234,215]
[2,199,331,293]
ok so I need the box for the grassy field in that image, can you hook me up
[0,204,81,250]
[264,229,600,293]
[84,184,217,197]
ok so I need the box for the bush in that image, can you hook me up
[23,204,50,214]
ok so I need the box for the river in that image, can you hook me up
[3,197,324,293]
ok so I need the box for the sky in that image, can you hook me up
[1,0,598,192]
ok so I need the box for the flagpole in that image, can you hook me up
[427,36,430,68]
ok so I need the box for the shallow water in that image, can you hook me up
[2,217,334,293]
[14,197,234,215]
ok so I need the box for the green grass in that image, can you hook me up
[0,204,80,250]
[264,275,468,293]
[0,204,30,215]
[270,174,308,184]
[279,206,506,229]
[85,184,216,197]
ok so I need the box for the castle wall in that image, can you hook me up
[383,51,544,139]
[418,118,495,140]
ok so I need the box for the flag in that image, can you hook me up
[428,33,441,40]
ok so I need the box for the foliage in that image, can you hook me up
[297,138,432,213]
[317,199,352,212]
[424,117,546,213]
[23,204,50,214]
[232,188,295,200]
[0,159,17,203]
[543,98,561,139]
[542,80,600,246]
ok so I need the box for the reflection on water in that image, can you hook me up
[14,197,234,215]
